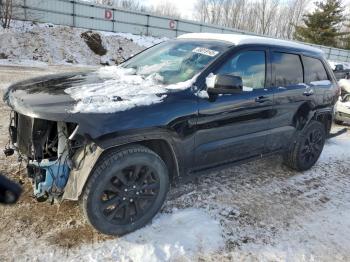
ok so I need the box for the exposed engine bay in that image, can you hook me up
[5,112,85,202]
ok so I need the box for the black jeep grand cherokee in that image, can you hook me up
[3,33,339,235]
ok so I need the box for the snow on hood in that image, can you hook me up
[64,66,197,113]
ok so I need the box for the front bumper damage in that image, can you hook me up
[5,111,103,202]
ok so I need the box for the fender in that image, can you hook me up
[93,128,184,168]
[94,127,184,178]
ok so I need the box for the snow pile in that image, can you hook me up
[71,209,224,261]
[7,208,223,261]
[65,66,196,113]
[102,31,167,48]
[339,78,350,93]
[319,134,350,161]
[0,21,165,66]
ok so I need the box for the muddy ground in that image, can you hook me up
[1,65,350,261]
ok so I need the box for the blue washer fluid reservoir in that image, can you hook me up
[31,160,70,198]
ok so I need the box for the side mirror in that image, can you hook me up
[207,74,243,94]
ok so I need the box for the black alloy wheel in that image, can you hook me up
[284,120,326,171]
[82,145,169,236]
[100,165,160,224]
[299,128,324,167]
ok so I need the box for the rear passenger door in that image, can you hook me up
[267,51,313,152]
[302,55,332,106]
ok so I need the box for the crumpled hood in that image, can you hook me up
[3,71,96,121]
[3,66,196,139]
[4,66,195,119]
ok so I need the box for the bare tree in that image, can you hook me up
[194,0,308,40]
[273,0,308,39]
[149,0,182,18]
[254,0,279,35]
[0,0,13,28]
[91,0,143,11]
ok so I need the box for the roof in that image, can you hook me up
[178,33,323,54]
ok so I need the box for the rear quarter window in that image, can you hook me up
[303,56,329,84]
[273,52,303,87]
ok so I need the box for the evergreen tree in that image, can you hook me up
[294,0,345,47]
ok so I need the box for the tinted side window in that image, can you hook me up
[273,52,303,86]
[303,56,329,83]
[216,50,266,89]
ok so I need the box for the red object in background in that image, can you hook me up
[169,20,176,29]
[105,10,113,20]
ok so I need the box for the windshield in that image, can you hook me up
[122,40,230,84]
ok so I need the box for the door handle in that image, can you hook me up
[255,96,270,103]
[303,89,314,96]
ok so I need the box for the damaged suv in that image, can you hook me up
[3,33,339,235]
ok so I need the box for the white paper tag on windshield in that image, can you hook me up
[192,47,219,57]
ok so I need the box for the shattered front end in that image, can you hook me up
[27,160,70,201]
[6,112,80,201]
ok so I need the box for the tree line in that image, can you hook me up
[85,0,350,49]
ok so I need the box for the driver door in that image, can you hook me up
[193,47,275,170]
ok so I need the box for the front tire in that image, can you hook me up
[82,145,169,236]
[284,121,326,171]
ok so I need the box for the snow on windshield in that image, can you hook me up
[65,66,196,113]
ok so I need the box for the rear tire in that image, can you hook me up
[283,120,326,171]
[82,145,169,236]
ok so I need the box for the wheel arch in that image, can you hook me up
[99,138,180,181]
[62,134,180,202]
[292,102,333,135]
